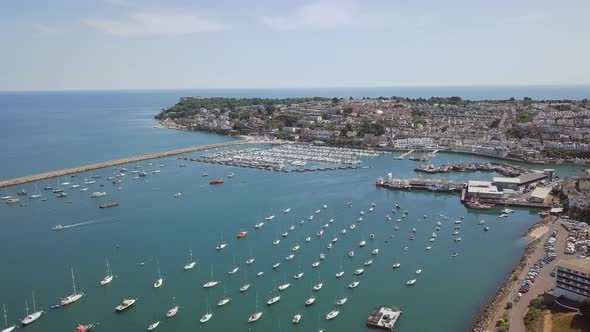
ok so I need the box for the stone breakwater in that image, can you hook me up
[471,237,542,332]
[0,140,253,189]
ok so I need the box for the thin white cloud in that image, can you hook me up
[260,0,387,31]
[32,23,60,34]
[83,11,227,37]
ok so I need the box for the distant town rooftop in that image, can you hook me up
[557,258,590,275]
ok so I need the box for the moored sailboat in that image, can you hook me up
[61,268,84,306]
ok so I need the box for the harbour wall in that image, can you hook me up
[0,140,255,189]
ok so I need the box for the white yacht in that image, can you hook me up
[312,261,320,267]
[101,259,114,285]
[203,266,219,288]
[293,314,302,324]
[184,248,196,271]
[257,271,264,277]
[21,292,43,326]
[265,215,275,221]
[326,309,339,320]
[147,321,160,331]
[61,268,84,305]
[359,240,366,247]
[228,267,239,275]
[217,288,230,307]
[292,245,300,252]
[372,249,379,255]
[199,298,212,323]
[240,283,251,292]
[283,208,291,213]
[348,280,360,288]
[313,283,323,291]
[266,295,280,305]
[285,254,295,261]
[305,237,311,242]
[153,261,163,288]
[336,297,348,306]
[335,271,344,278]
[272,262,280,269]
[349,250,354,257]
[294,272,304,279]
[248,294,262,323]
[305,297,316,306]
[354,269,364,275]
[407,279,417,286]
[166,297,179,317]
[392,263,401,268]
[216,243,227,250]
[278,283,291,291]
[416,269,422,275]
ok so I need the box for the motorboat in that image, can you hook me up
[350,224,356,230]
[327,243,332,249]
[484,227,490,231]
[336,297,348,306]
[372,249,379,255]
[369,234,375,239]
[292,245,300,252]
[360,211,365,215]
[319,253,325,260]
[323,204,328,209]
[416,269,422,275]
[332,237,338,243]
[312,261,320,268]
[292,314,302,324]
[364,259,373,266]
[426,246,432,250]
[289,225,295,231]
[329,218,334,223]
[357,217,363,222]
[272,263,280,269]
[326,309,339,320]
[354,269,364,275]
[335,271,344,278]
[369,207,374,212]
[315,209,321,214]
[115,298,136,312]
[308,216,313,220]
[392,263,401,268]
[257,272,264,277]
[359,240,366,247]
[305,237,311,242]
[341,229,347,235]
[407,279,416,286]
[323,223,329,229]
[316,230,323,236]
[52,225,64,231]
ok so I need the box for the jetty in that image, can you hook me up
[365,306,402,331]
[0,140,254,189]
[394,149,414,160]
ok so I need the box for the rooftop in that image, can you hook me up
[530,187,552,200]
[365,306,402,331]
[556,258,590,275]
[493,177,521,184]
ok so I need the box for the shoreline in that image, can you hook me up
[471,216,556,331]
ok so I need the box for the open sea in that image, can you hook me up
[0,88,587,332]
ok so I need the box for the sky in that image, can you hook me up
[1,0,589,91]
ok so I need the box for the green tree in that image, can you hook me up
[331,97,340,104]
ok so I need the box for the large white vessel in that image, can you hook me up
[61,268,84,305]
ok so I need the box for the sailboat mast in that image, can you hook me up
[3,304,8,327]
[25,300,29,316]
[32,291,36,312]
[106,258,111,276]
[71,268,77,294]
[189,248,193,261]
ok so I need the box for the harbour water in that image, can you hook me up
[0,90,587,331]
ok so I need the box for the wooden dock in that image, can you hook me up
[0,140,254,189]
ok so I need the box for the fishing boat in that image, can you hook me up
[199,298,212,323]
[166,297,179,317]
[336,297,348,306]
[217,287,230,306]
[101,259,114,286]
[292,314,302,324]
[236,231,247,239]
[184,248,196,271]
[406,279,417,286]
[283,208,291,213]
[61,268,84,305]
[209,179,224,185]
[147,321,160,331]
[99,202,119,208]
[115,298,136,312]
[265,215,275,221]
[326,309,339,320]
[247,294,262,323]
[153,261,163,288]
[2,304,15,332]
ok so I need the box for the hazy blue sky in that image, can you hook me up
[1,0,589,91]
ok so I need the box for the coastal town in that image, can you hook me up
[156,96,590,164]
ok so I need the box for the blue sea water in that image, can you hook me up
[0,88,586,332]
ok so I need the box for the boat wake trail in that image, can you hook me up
[53,217,117,230]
